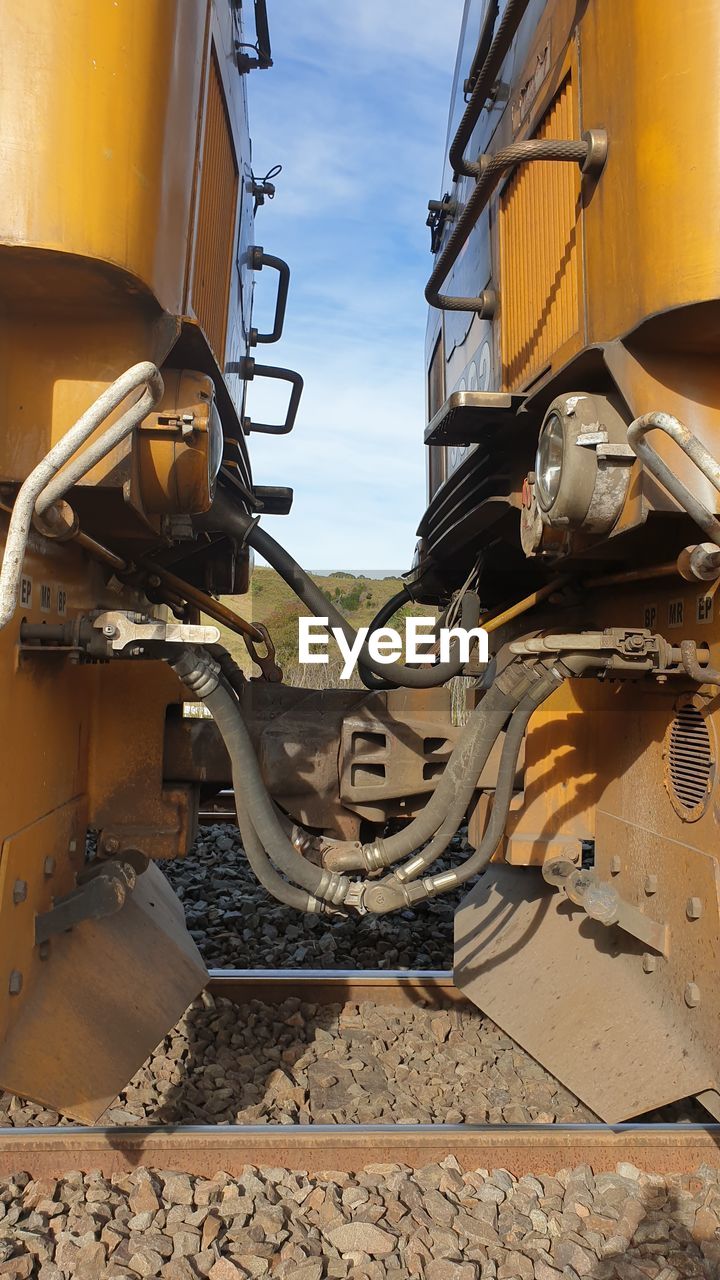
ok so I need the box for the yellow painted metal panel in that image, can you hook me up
[0,0,207,313]
[581,0,720,343]
[191,48,238,364]
[500,74,582,389]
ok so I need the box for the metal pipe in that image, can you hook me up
[143,560,263,643]
[0,362,161,632]
[680,640,720,686]
[35,364,163,515]
[586,563,677,589]
[627,412,720,546]
[482,578,569,633]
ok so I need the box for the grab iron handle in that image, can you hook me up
[231,358,303,436]
[425,131,607,314]
[248,246,290,345]
[628,412,720,546]
[449,0,530,178]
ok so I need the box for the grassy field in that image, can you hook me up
[205,568,434,687]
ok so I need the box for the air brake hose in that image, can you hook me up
[363,665,564,912]
[324,657,543,873]
[359,584,413,690]
[236,796,330,914]
[201,491,481,688]
[171,648,352,909]
[202,679,353,906]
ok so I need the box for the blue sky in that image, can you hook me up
[246,0,464,569]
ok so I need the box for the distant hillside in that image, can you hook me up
[205,568,434,688]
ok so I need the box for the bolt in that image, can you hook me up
[104,836,119,854]
[43,856,55,877]
[642,953,657,973]
[687,897,703,920]
[644,875,658,895]
[8,971,22,996]
[628,634,644,650]
[610,855,622,875]
[102,624,116,638]
[656,674,668,684]
[685,982,701,1008]
[12,879,27,905]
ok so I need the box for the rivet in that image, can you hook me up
[644,875,658,895]
[43,856,56,877]
[685,982,701,1008]
[687,897,703,920]
[8,971,22,996]
[610,856,621,875]
[12,879,27,905]
[642,953,657,973]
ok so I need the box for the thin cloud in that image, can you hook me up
[245,0,464,569]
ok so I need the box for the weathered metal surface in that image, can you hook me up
[167,685,496,838]
[206,969,462,1010]
[455,850,720,1122]
[0,863,207,1124]
[0,1124,716,1179]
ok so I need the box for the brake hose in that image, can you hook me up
[363,667,563,910]
[201,491,481,688]
[323,657,544,873]
[359,584,413,690]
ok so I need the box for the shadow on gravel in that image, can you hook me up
[574,1175,720,1280]
[128,983,476,1129]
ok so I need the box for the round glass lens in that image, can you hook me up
[208,400,224,488]
[535,414,564,510]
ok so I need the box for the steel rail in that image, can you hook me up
[1,971,717,1176]
[0,1125,717,1179]
[206,968,462,1008]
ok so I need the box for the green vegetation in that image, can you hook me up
[205,568,435,688]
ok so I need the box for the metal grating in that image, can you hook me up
[668,704,712,814]
[500,74,581,389]
[191,49,238,363]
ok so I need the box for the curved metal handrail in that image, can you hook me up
[449,0,532,178]
[628,412,720,546]
[426,133,606,314]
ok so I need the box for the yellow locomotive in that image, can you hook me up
[3,0,720,1129]
[0,0,301,1118]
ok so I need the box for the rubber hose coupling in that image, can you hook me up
[316,868,352,908]
[363,877,430,915]
[359,838,392,873]
[171,646,222,699]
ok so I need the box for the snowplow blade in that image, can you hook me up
[0,861,206,1123]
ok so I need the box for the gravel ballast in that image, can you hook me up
[0,993,597,1128]
[162,825,465,971]
[1,1159,720,1279]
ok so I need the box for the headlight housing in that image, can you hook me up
[132,370,222,517]
[530,393,635,535]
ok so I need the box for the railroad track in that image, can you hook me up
[1,970,718,1178]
